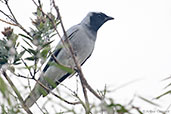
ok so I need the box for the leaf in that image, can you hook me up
[19,50,25,57]
[14,50,25,64]
[22,39,33,48]
[161,75,171,81]
[19,34,32,41]
[0,58,8,67]
[155,90,171,99]
[38,86,48,97]
[49,33,57,38]
[13,62,22,65]
[22,46,37,55]
[21,46,30,54]
[108,103,129,113]
[44,77,57,88]
[164,83,171,89]
[137,109,143,114]
[39,22,44,30]
[16,42,20,47]
[28,49,37,55]
[41,48,50,58]
[37,8,42,17]
[138,96,160,107]
[50,62,74,74]
[42,40,54,48]
[25,56,35,61]
[0,76,8,97]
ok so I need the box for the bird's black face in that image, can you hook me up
[89,12,114,32]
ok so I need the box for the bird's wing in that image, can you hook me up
[40,26,80,91]
[42,25,79,73]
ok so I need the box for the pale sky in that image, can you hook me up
[1,0,171,113]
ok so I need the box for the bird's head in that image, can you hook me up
[81,12,114,32]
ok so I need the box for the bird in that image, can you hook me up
[24,12,114,108]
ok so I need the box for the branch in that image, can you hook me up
[51,0,89,105]
[0,0,32,37]
[4,0,18,24]
[2,70,33,114]
[0,18,17,26]
[34,79,80,105]
[21,58,33,78]
[13,72,80,105]
[52,0,103,109]
[0,9,15,22]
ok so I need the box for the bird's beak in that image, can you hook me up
[106,16,114,21]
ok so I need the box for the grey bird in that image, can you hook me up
[24,12,114,107]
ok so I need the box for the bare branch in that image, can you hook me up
[14,74,33,80]
[21,58,33,78]
[4,0,18,24]
[0,10,15,23]
[0,0,32,37]
[51,0,90,105]
[0,18,17,26]
[51,2,103,111]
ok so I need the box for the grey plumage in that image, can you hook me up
[24,12,114,107]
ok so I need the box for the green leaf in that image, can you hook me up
[155,90,171,99]
[37,8,42,17]
[137,109,143,114]
[164,83,171,89]
[138,96,160,107]
[14,50,25,64]
[44,77,57,88]
[13,62,22,65]
[38,86,48,97]
[39,22,44,30]
[19,34,32,41]
[19,50,25,57]
[21,46,30,54]
[22,46,37,55]
[22,39,33,48]
[50,62,74,74]
[0,58,8,67]
[0,76,8,97]
[21,65,34,70]
[28,49,37,55]
[42,40,54,48]
[25,56,35,61]
[162,76,171,81]
[49,33,57,38]
[41,48,50,58]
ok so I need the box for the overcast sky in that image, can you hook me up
[1,0,171,113]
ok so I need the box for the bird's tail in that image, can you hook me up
[24,83,42,108]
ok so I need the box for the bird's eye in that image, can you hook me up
[97,14,102,18]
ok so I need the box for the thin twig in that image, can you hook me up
[1,0,32,37]
[21,58,33,77]
[2,70,33,114]
[14,73,33,80]
[4,0,18,24]
[0,9,15,22]
[0,18,17,26]
[35,79,80,105]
